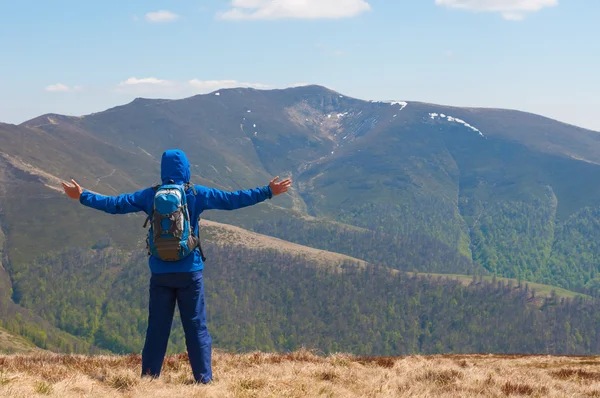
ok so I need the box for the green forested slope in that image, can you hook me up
[7,243,598,356]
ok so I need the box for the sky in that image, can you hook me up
[1,0,599,131]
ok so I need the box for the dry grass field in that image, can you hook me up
[1,349,600,397]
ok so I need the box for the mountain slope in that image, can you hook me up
[0,327,38,354]
[0,123,483,275]
[6,85,600,292]
[2,191,591,356]
[0,258,102,354]
[3,85,600,354]
[429,105,600,165]
[7,238,598,356]
[201,219,367,269]
[0,160,588,355]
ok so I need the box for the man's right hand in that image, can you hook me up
[62,179,83,200]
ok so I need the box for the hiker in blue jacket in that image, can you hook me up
[61,149,292,384]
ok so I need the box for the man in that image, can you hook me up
[61,149,291,383]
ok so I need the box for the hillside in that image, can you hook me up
[8,241,600,356]
[419,273,589,301]
[204,218,585,301]
[2,351,600,397]
[5,210,594,356]
[3,85,600,293]
[0,251,101,354]
[0,327,38,354]
[2,85,600,356]
[201,219,367,269]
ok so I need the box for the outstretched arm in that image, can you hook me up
[62,179,151,215]
[200,176,292,211]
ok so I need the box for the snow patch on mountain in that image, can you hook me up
[390,101,408,111]
[370,100,408,112]
[429,113,485,137]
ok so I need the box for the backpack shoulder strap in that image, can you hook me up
[184,182,197,195]
[143,184,162,228]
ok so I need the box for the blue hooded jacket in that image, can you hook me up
[80,149,273,274]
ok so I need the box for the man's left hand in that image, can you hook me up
[269,176,292,196]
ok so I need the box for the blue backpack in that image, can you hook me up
[144,182,206,262]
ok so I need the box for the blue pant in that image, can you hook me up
[141,271,212,383]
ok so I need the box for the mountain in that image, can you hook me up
[7,86,600,288]
[15,86,600,288]
[2,85,600,355]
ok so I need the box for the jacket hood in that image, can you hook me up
[161,149,191,184]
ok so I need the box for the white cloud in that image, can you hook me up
[45,83,69,92]
[435,0,557,20]
[218,0,371,20]
[188,79,269,91]
[145,10,179,23]
[115,77,178,95]
[118,77,171,86]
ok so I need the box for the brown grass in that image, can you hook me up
[551,368,600,381]
[2,350,600,397]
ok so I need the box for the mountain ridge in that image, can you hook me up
[3,84,600,355]
[18,85,599,134]
[5,85,600,290]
